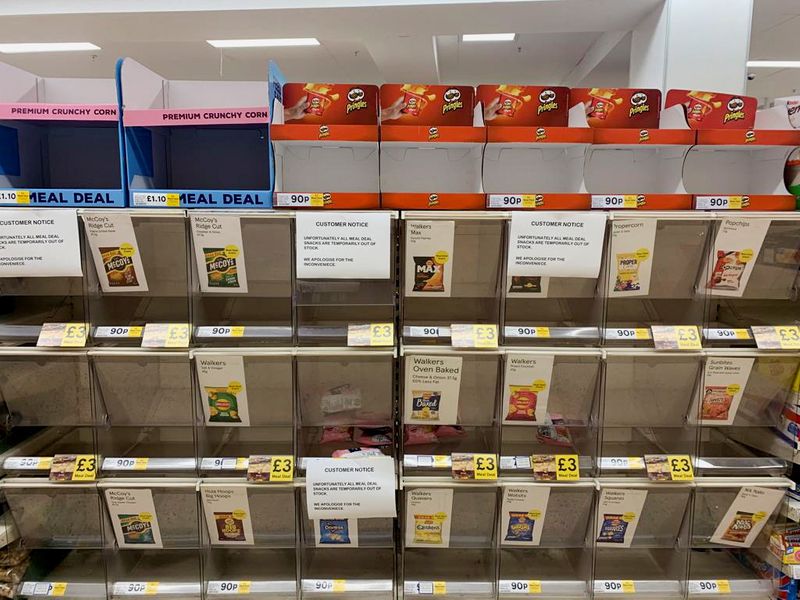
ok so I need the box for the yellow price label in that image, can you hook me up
[332,580,346,593]
[238,581,251,594]
[667,455,694,481]
[433,455,450,468]
[775,326,800,349]
[728,196,743,209]
[310,193,325,207]
[128,326,144,337]
[51,582,68,596]
[716,580,731,594]
[528,581,542,594]
[652,325,701,350]
[145,582,159,595]
[473,453,498,480]
[235,457,248,470]
[534,327,550,338]
[621,195,638,208]
[165,323,190,347]
[675,326,702,349]
[61,323,87,347]
[432,581,447,595]
[555,454,580,481]
[39,457,53,470]
[369,323,394,346]
[621,581,635,593]
[37,322,87,348]
[231,326,245,337]
[72,454,97,481]
[165,193,180,207]
[133,457,149,471]
[733,329,751,339]
[268,455,294,482]
[15,190,31,204]
[450,323,498,349]
[520,195,538,208]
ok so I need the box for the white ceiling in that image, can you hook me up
[0,0,795,101]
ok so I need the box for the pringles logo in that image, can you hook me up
[318,125,330,139]
[638,129,650,143]
[636,194,646,208]
[428,126,439,141]
[427,193,439,207]
[442,88,463,114]
[537,89,558,115]
[724,97,746,124]
[629,91,650,117]
[346,87,368,114]
[535,127,547,141]
[323,192,333,206]
[744,130,756,143]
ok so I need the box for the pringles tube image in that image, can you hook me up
[686,91,722,124]
[495,85,532,117]
[400,84,436,116]
[587,88,624,121]
[303,83,340,117]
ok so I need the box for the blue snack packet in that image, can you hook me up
[505,511,535,542]
[597,514,628,543]
[319,519,351,544]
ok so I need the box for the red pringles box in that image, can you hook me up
[282,83,378,125]
[571,88,661,128]
[477,85,569,126]
[380,84,474,125]
[665,89,756,129]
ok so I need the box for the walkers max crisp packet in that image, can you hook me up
[380,84,474,125]
[477,85,569,127]
[570,88,661,129]
[665,90,756,130]
[413,256,445,292]
[282,83,379,125]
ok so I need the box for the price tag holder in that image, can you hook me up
[95,325,144,339]
[347,322,394,347]
[510,326,550,339]
[207,581,251,595]
[499,580,542,594]
[450,324,498,349]
[704,328,751,341]
[452,453,497,480]
[113,582,160,595]
[132,192,180,207]
[202,326,246,339]
[487,194,541,209]
[601,456,645,471]
[108,457,149,471]
[752,325,800,350]
[695,195,746,210]
[690,580,731,594]
[308,580,346,593]
[604,328,650,341]
[644,454,694,482]
[407,326,446,339]
[247,455,294,483]
[37,323,87,348]
[595,580,635,594]
[651,325,702,350]
[274,192,325,208]
[591,195,639,209]
[141,323,191,348]
[5,456,52,470]
[0,189,30,204]
[49,454,97,482]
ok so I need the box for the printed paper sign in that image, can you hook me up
[83,212,148,292]
[710,486,784,547]
[314,518,359,548]
[105,488,163,549]
[405,221,455,297]
[502,354,554,425]
[190,214,248,294]
[506,275,550,298]
[698,357,755,425]
[508,212,606,279]
[608,219,657,297]
[196,354,250,426]
[595,488,647,548]
[404,355,463,425]
[201,486,255,546]
[0,209,81,277]
[295,212,390,279]
[706,218,771,297]
[500,486,551,546]
[405,488,454,548]
[305,456,396,519]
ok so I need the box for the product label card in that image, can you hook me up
[595,488,647,548]
[570,88,661,129]
[707,218,770,297]
[500,486,551,546]
[405,488,454,548]
[665,90,757,130]
[83,212,148,292]
[608,219,657,297]
[380,84,474,126]
[501,354,554,425]
[305,456,396,519]
[0,209,82,277]
[190,214,248,294]
[196,354,250,426]
[314,518,359,547]
[477,85,569,127]
[201,486,255,546]
[404,355,463,425]
[105,488,163,549]
[405,220,455,297]
[295,212,391,280]
[508,212,607,279]
[698,357,755,425]
[282,83,379,125]
[710,486,784,547]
